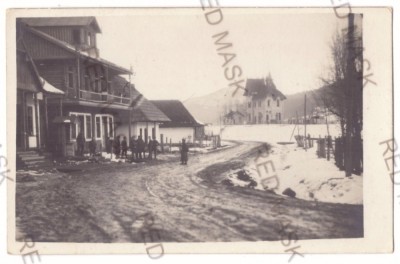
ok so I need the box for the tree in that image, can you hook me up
[317,14,363,176]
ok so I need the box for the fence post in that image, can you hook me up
[321,137,326,158]
[317,136,321,158]
[327,136,331,161]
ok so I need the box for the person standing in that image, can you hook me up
[152,136,159,159]
[113,135,121,158]
[130,136,138,160]
[147,136,153,159]
[76,131,85,156]
[137,136,145,160]
[180,139,189,165]
[89,138,96,157]
[121,136,128,158]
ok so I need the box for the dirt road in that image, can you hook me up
[16,141,363,243]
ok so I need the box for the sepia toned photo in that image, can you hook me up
[7,7,393,255]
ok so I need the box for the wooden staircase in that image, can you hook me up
[17,150,54,170]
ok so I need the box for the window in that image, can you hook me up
[70,114,77,139]
[248,102,251,108]
[258,101,261,107]
[266,114,269,123]
[27,106,34,135]
[72,29,81,44]
[277,99,280,107]
[78,115,85,135]
[67,66,74,88]
[109,117,113,137]
[96,116,101,138]
[70,113,92,140]
[86,116,92,139]
[267,100,270,107]
[87,32,92,46]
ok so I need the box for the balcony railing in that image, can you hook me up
[78,89,131,106]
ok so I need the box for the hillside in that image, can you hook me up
[183,87,325,125]
[183,87,231,125]
[283,89,324,120]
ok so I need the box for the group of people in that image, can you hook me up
[112,135,159,160]
[76,131,189,164]
[76,132,96,157]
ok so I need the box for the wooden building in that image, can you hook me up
[17,17,163,156]
[16,36,65,151]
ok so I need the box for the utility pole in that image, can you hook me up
[345,13,355,177]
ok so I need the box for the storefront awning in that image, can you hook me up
[52,116,78,124]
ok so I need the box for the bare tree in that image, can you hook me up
[317,14,363,176]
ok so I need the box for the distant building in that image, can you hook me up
[221,88,247,125]
[150,100,204,144]
[244,74,286,124]
[223,110,245,125]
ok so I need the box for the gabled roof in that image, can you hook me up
[150,100,204,128]
[20,17,101,33]
[21,24,131,74]
[244,76,286,100]
[111,76,170,122]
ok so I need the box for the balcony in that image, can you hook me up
[78,90,131,106]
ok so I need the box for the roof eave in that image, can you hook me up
[25,25,131,75]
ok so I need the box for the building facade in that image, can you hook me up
[17,17,168,156]
[244,75,286,124]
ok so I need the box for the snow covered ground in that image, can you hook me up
[215,124,362,205]
[209,124,341,144]
[226,143,362,204]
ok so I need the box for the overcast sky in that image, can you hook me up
[96,9,349,101]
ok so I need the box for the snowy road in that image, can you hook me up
[16,141,363,243]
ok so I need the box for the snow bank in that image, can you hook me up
[227,143,362,205]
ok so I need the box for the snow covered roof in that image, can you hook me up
[40,77,65,95]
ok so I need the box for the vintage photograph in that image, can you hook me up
[7,7,393,254]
